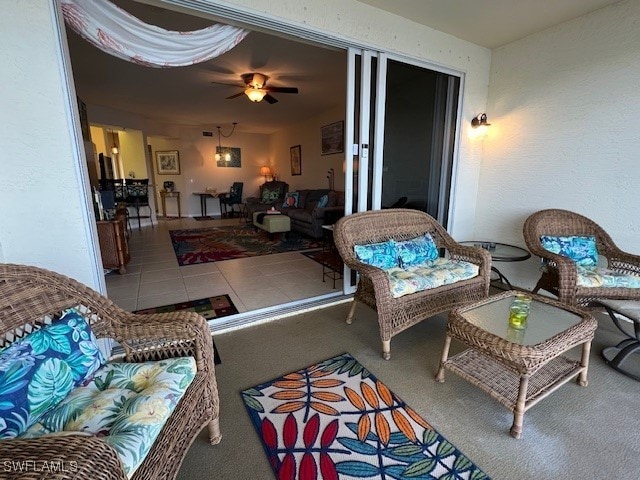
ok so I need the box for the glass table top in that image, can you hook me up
[460,295,583,346]
[459,241,531,262]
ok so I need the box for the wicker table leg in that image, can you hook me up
[435,335,452,383]
[577,340,592,387]
[510,374,530,439]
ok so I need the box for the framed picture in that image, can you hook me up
[156,150,180,175]
[216,147,242,168]
[290,145,302,176]
[321,120,344,155]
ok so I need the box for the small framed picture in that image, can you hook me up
[321,120,344,155]
[290,145,302,176]
[156,150,180,175]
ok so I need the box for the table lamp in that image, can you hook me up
[260,166,272,181]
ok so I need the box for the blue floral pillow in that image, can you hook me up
[282,192,299,208]
[354,240,398,269]
[0,309,106,439]
[396,233,439,268]
[540,235,598,266]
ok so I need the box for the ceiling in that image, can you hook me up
[356,0,622,49]
[69,0,621,134]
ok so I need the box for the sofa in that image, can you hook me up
[247,182,345,238]
[0,263,220,480]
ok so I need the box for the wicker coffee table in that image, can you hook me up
[435,291,597,438]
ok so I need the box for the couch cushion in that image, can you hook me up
[0,309,106,439]
[396,233,439,267]
[354,240,398,269]
[577,266,640,288]
[22,357,197,478]
[540,235,598,266]
[286,208,313,223]
[385,258,479,298]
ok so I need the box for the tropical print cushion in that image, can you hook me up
[354,240,398,269]
[21,357,197,479]
[0,309,106,439]
[540,235,598,266]
[385,258,479,298]
[577,266,640,288]
[396,233,439,267]
[282,192,299,208]
[261,187,280,204]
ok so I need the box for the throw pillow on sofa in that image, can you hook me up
[0,308,106,439]
[282,192,299,208]
[317,194,329,208]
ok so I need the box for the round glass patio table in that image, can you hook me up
[460,241,531,289]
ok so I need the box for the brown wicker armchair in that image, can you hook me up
[523,209,640,308]
[334,209,491,359]
[0,263,220,480]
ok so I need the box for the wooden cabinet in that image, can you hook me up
[96,215,130,274]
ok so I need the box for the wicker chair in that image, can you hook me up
[523,209,640,308]
[334,209,491,359]
[0,263,220,480]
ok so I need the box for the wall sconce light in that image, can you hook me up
[260,166,272,181]
[471,113,491,129]
[214,122,238,162]
[110,131,119,155]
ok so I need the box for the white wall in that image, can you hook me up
[269,106,346,192]
[149,127,270,217]
[0,0,101,289]
[476,0,640,289]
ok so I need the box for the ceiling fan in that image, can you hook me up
[211,73,299,104]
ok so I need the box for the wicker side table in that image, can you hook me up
[435,291,597,438]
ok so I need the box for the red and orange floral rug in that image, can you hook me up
[241,353,489,480]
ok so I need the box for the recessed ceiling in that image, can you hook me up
[68,0,346,134]
[356,0,622,49]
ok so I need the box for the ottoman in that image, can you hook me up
[253,212,291,238]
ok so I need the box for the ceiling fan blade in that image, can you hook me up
[265,86,298,94]
[211,80,244,88]
[263,94,278,104]
[226,91,245,100]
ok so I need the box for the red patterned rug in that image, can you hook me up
[170,225,322,266]
[241,353,489,479]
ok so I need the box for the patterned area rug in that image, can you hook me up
[241,353,490,480]
[134,295,239,365]
[170,225,322,266]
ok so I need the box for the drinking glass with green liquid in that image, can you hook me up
[509,294,532,329]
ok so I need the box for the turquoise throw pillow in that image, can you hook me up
[540,235,598,266]
[354,240,398,269]
[0,309,106,439]
[396,233,439,267]
[282,192,299,208]
[317,194,329,208]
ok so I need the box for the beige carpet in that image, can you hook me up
[177,301,640,480]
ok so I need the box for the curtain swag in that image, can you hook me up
[61,0,249,67]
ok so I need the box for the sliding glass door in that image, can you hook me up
[342,50,461,293]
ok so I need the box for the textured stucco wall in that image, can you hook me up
[476,0,640,289]
[0,0,101,288]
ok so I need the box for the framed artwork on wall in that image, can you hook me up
[321,120,344,155]
[290,145,302,176]
[216,147,242,167]
[156,150,181,175]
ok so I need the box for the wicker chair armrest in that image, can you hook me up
[109,311,215,368]
[0,435,127,480]
[607,249,640,275]
[345,260,393,301]
[447,244,491,268]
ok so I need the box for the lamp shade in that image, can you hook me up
[260,166,272,176]
[245,88,267,103]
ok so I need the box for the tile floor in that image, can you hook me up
[105,216,341,314]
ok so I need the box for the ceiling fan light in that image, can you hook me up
[245,88,266,102]
[250,73,266,89]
